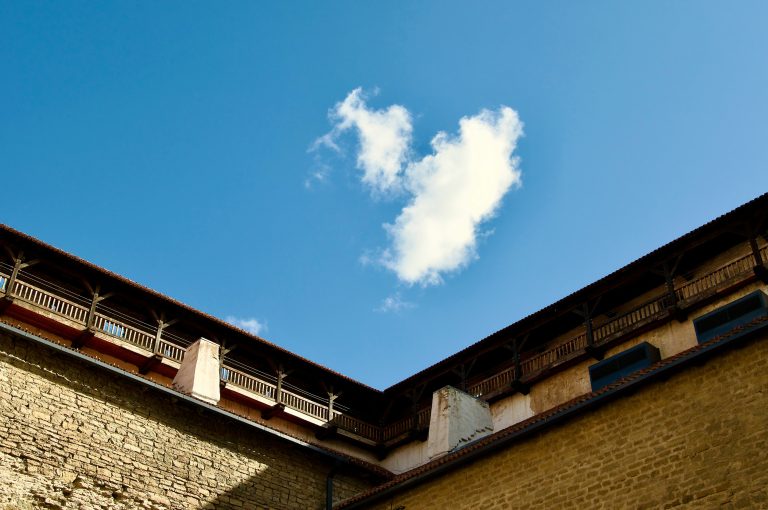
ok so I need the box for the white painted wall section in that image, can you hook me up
[427,386,493,460]
[173,338,221,404]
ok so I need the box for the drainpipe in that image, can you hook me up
[326,465,338,510]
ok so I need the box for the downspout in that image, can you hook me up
[326,465,338,510]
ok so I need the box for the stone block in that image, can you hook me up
[427,386,494,460]
[172,338,221,405]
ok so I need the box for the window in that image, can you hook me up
[693,290,768,343]
[589,342,661,391]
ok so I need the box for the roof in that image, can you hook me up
[384,191,768,394]
[0,223,383,395]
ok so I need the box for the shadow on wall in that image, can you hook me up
[202,466,371,510]
[0,332,375,510]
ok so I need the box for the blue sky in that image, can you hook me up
[2,2,767,388]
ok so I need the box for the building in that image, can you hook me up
[0,193,766,509]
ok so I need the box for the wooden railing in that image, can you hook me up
[222,365,276,400]
[92,313,155,352]
[11,279,89,324]
[0,272,185,364]
[157,339,185,363]
[221,364,342,423]
[675,246,766,301]
[331,414,382,442]
[465,246,768,404]
[1,242,765,444]
[380,407,431,442]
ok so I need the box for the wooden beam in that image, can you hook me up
[509,335,531,393]
[71,328,94,349]
[450,358,477,392]
[327,391,340,419]
[261,402,285,420]
[510,379,530,396]
[374,444,389,461]
[584,344,605,361]
[5,253,40,297]
[0,296,13,314]
[138,354,163,375]
[408,427,429,442]
[84,288,113,330]
[652,256,687,322]
[574,299,606,357]
[275,369,287,405]
[315,424,338,440]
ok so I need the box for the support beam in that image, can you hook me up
[83,287,114,330]
[405,384,427,436]
[652,255,687,322]
[151,317,178,354]
[0,296,12,314]
[261,402,285,420]
[374,443,389,461]
[275,369,287,404]
[450,358,477,392]
[138,353,163,375]
[70,328,94,349]
[749,236,768,283]
[731,220,768,283]
[4,252,39,298]
[408,427,429,442]
[575,300,604,360]
[315,424,338,440]
[327,391,340,420]
[508,336,531,395]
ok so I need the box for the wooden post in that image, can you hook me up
[4,252,39,298]
[83,286,113,331]
[153,321,166,354]
[275,369,286,404]
[510,336,531,395]
[451,359,477,393]
[6,255,23,296]
[86,289,100,330]
[327,391,339,419]
[575,298,603,360]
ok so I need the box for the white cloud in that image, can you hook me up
[315,88,524,287]
[375,292,415,313]
[385,107,523,285]
[225,316,266,336]
[315,88,412,195]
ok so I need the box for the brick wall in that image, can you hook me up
[365,333,768,509]
[0,330,373,510]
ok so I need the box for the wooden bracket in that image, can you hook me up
[138,354,163,375]
[510,379,530,395]
[374,444,389,461]
[408,427,429,442]
[0,296,13,314]
[71,328,95,349]
[754,264,768,284]
[315,425,338,440]
[584,344,605,361]
[261,402,286,420]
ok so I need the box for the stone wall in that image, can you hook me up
[365,332,768,509]
[0,330,374,510]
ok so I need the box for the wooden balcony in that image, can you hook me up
[1,242,765,446]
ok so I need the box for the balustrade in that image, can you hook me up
[0,241,764,444]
